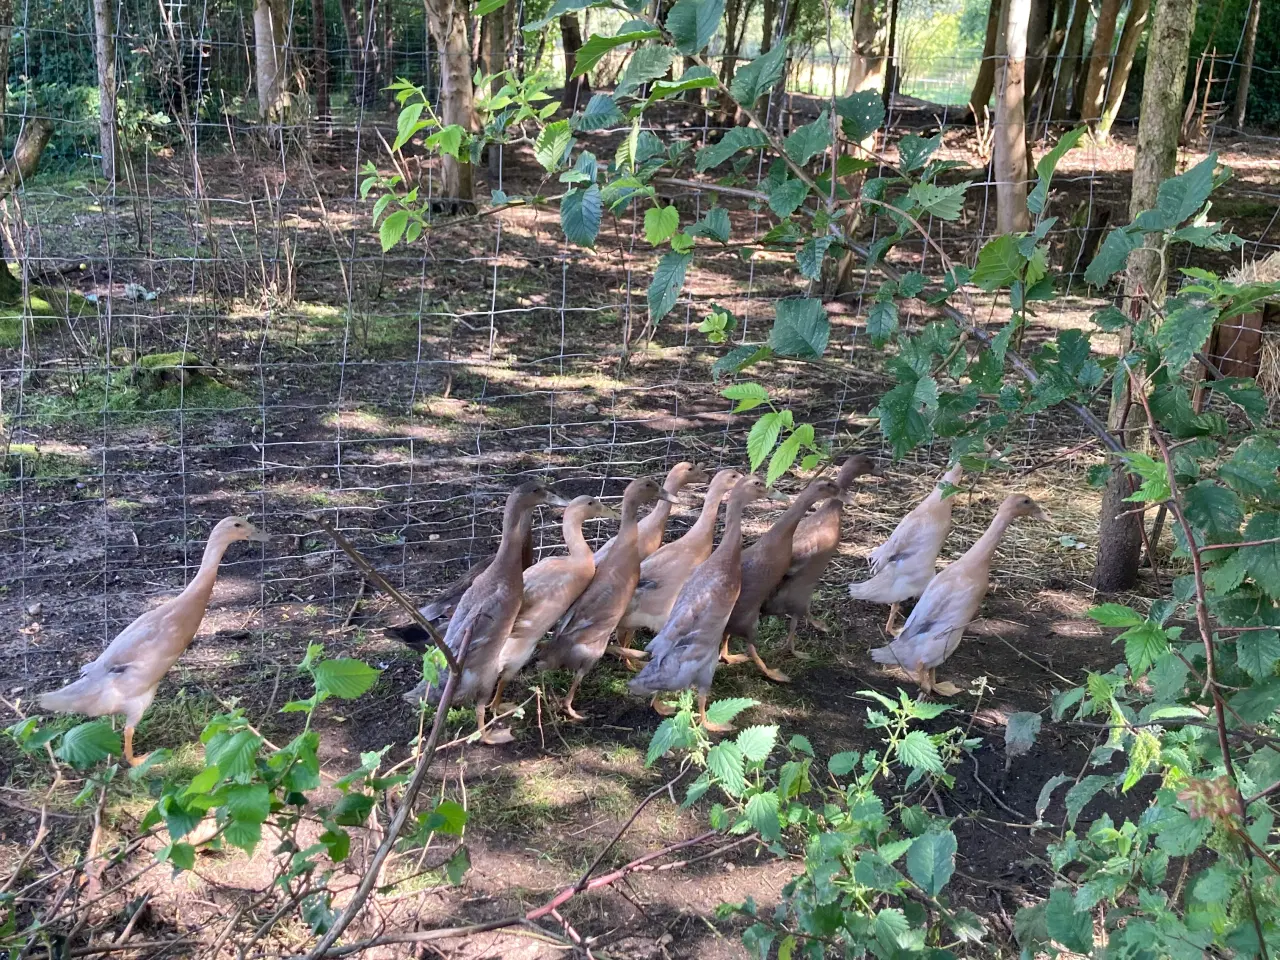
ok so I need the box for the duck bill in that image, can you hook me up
[248,529,271,543]
[599,506,622,521]
[545,493,572,508]
[766,489,789,503]
[1032,506,1051,522]
[657,489,680,504]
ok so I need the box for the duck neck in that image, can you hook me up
[716,495,748,564]
[182,533,233,605]
[771,488,824,541]
[969,509,1015,566]
[562,506,593,564]
[495,496,534,567]
[687,478,730,543]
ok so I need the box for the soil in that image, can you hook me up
[1,90,1276,957]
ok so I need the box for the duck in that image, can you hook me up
[594,461,707,565]
[628,476,776,731]
[721,476,842,683]
[847,462,964,634]
[538,477,676,720]
[870,494,1047,696]
[402,480,568,744]
[39,516,269,766]
[763,455,878,658]
[614,468,746,661]
[488,495,619,713]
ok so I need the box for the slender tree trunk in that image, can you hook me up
[381,0,394,96]
[1097,0,1150,139]
[336,0,370,107]
[424,0,475,200]
[1049,0,1086,118]
[1078,0,1122,128]
[559,14,589,110]
[1232,0,1260,128]
[92,0,117,180]
[845,0,883,93]
[1023,0,1052,105]
[0,119,53,303]
[761,0,777,54]
[0,0,13,142]
[994,0,1031,233]
[882,0,899,104]
[722,0,743,82]
[968,0,1000,122]
[312,0,330,127]
[1094,0,1197,592]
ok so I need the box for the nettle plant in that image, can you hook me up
[4,645,468,948]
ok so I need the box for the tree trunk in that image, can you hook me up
[761,0,777,54]
[845,0,884,93]
[92,0,117,180]
[1232,0,1259,128]
[1094,0,1197,593]
[722,0,743,82]
[559,14,589,110]
[968,0,1000,122]
[254,0,288,119]
[1049,0,1087,119]
[1023,0,1053,106]
[312,0,330,127]
[0,119,54,304]
[1096,0,1150,139]
[381,0,394,96]
[994,0,1031,233]
[424,0,475,201]
[882,0,900,104]
[0,0,13,142]
[1078,0,1121,128]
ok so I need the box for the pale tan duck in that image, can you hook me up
[594,461,707,565]
[847,462,964,634]
[871,494,1047,696]
[488,495,619,713]
[615,468,745,660]
[763,455,878,657]
[539,477,675,720]
[629,476,774,731]
[39,516,269,765]
[402,480,568,744]
[722,476,842,683]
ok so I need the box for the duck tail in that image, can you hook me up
[386,622,437,652]
[869,644,898,665]
[39,675,98,715]
[847,569,891,602]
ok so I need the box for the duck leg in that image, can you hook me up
[806,615,830,634]
[561,671,588,722]
[719,634,749,665]
[698,692,735,733]
[785,616,811,660]
[476,703,514,745]
[650,694,678,717]
[747,644,792,684]
[615,628,641,672]
[488,676,509,714]
[123,726,148,768]
[931,669,963,697]
[913,662,933,697]
[884,603,901,635]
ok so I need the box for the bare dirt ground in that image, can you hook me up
[2,91,1277,957]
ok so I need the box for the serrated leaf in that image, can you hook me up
[695,126,769,172]
[897,730,944,775]
[576,93,625,131]
[1028,126,1086,216]
[835,90,884,141]
[445,845,470,884]
[897,133,940,172]
[1089,603,1145,627]
[767,179,809,217]
[56,721,121,769]
[783,111,832,166]
[787,734,814,756]
[1155,807,1213,855]
[161,841,197,872]
[648,250,691,321]
[906,830,956,896]
[705,697,756,725]
[573,30,660,78]
[1065,774,1110,826]
[379,210,409,252]
[561,184,602,248]
[393,101,425,152]
[1121,622,1168,675]
[1004,712,1041,757]
[971,234,1025,291]
[688,206,730,243]
[867,299,898,345]
[730,45,786,105]
[224,783,270,823]
[743,790,781,840]
[534,120,574,171]
[647,716,679,764]
[314,659,381,699]
[321,827,351,862]
[1085,227,1142,286]
[1122,728,1161,792]
[1046,887,1094,954]
[205,729,261,782]
[616,45,678,96]
[828,751,858,775]
[712,344,771,379]
[722,381,769,411]
[649,67,717,101]
[1241,512,1280,598]
[735,725,778,762]
[707,741,747,796]
[331,791,376,826]
[644,204,679,245]
[767,429,803,486]
[1237,629,1280,681]
[747,411,786,471]
[1157,297,1218,371]
[907,181,968,221]
[1133,153,1219,232]
[796,235,835,280]
[223,818,261,854]
[665,0,723,54]
[770,298,829,359]
[422,798,468,835]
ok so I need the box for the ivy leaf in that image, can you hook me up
[730,45,786,105]
[897,730,944,776]
[834,90,884,141]
[615,45,678,96]
[769,298,829,359]
[743,791,781,840]
[1156,297,1218,371]
[314,659,381,699]
[972,234,1026,290]
[747,411,786,471]
[56,721,121,769]
[575,93,625,131]
[665,0,724,54]
[1085,228,1142,286]
[1237,629,1280,681]
[907,182,969,221]
[533,120,574,171]
[735,725,778,762]
[897,133,940,172]
[1004,712,1041,757]
[707,741,747,796]
[867,300,898,346]
[906,830,956,896]
[561,184,602,248]
[767,179,809,217]
[1027,125,1086,216]
[783,111,832,166]
[688,207,730,243]
[573,30,660,78]
[1046,887,1094,954]
[644,204,680,245]
[695,126,769,172]
[648,251,692,321]
[1183,481,1243,544]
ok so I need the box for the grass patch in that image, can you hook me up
[0,289,95,348]
[24,367,253,427]
[1,443,92,484]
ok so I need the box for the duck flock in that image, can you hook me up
[38,459,1047,758]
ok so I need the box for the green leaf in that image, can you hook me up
[735,725,778,762]
[573,30,659,77]
[688,206,730,243]
[314,659,381,699]
[867,299,898,345]
[834,90,884,141]
[561,184,602,248]
[331,792,376,826]
[443,845,470,884]
[897,730,944,776]
[1237,629,1280,681]
[1122,450,1172,503]
[707,741,747,796]
[223,818,261,854]
[576,93,625,131]
[695,126,770,172]
[722,381,769,412]
[616,45,678,96]
[393,101,425,152]
[1085,227,1142,286]
[1220,438,1280,501]
[425,124,463,159]
[787,734,814,756]
[205,730,262,783]
[1035,772,1071,820]
[320,827,351,862]
[1133,153,1219,232]
[712,344,772,379]
[184,765,221,798]
[898,133,940,172]
[1089,603,1144,627]
[224,783,271,823]
[1121,622,1168,675]
[1046,887,1094,954]
[1184,481,1242,544]
[705,697,756,725]
[1155,807,1213,855]
[766,427,804,486]
[907,181,969,221]
[665,0,723,54]
[648,251,692,321]
[379,210,409,252]
[906,830,956,896]
[747,411,786,471]
[743,791,781,840]
[1156,297,1218,371]
[647,717,679,764]
[783,111,832,166]
[648,67,718,101]
[1122,728,1162,791]
[161,841,197,873]
[971,234,1026,291]
[57,721,121,769]
[828,751,858,776]
[644,204,679,245]
[534,120,574,171]
[796,235,835,280]
[1065,774,1110,826]
[1004,712,1041,757]
[474,0,510,15]
[1027,126,1086,216]
[743,923,775,959]
[767,179,809,217]
[1241,512,1280,598]
[730,45,786,105]
[421,798,468,836]
[770,298,829,359]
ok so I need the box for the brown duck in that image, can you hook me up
[595,461,707,564]
[721,476,841,683]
